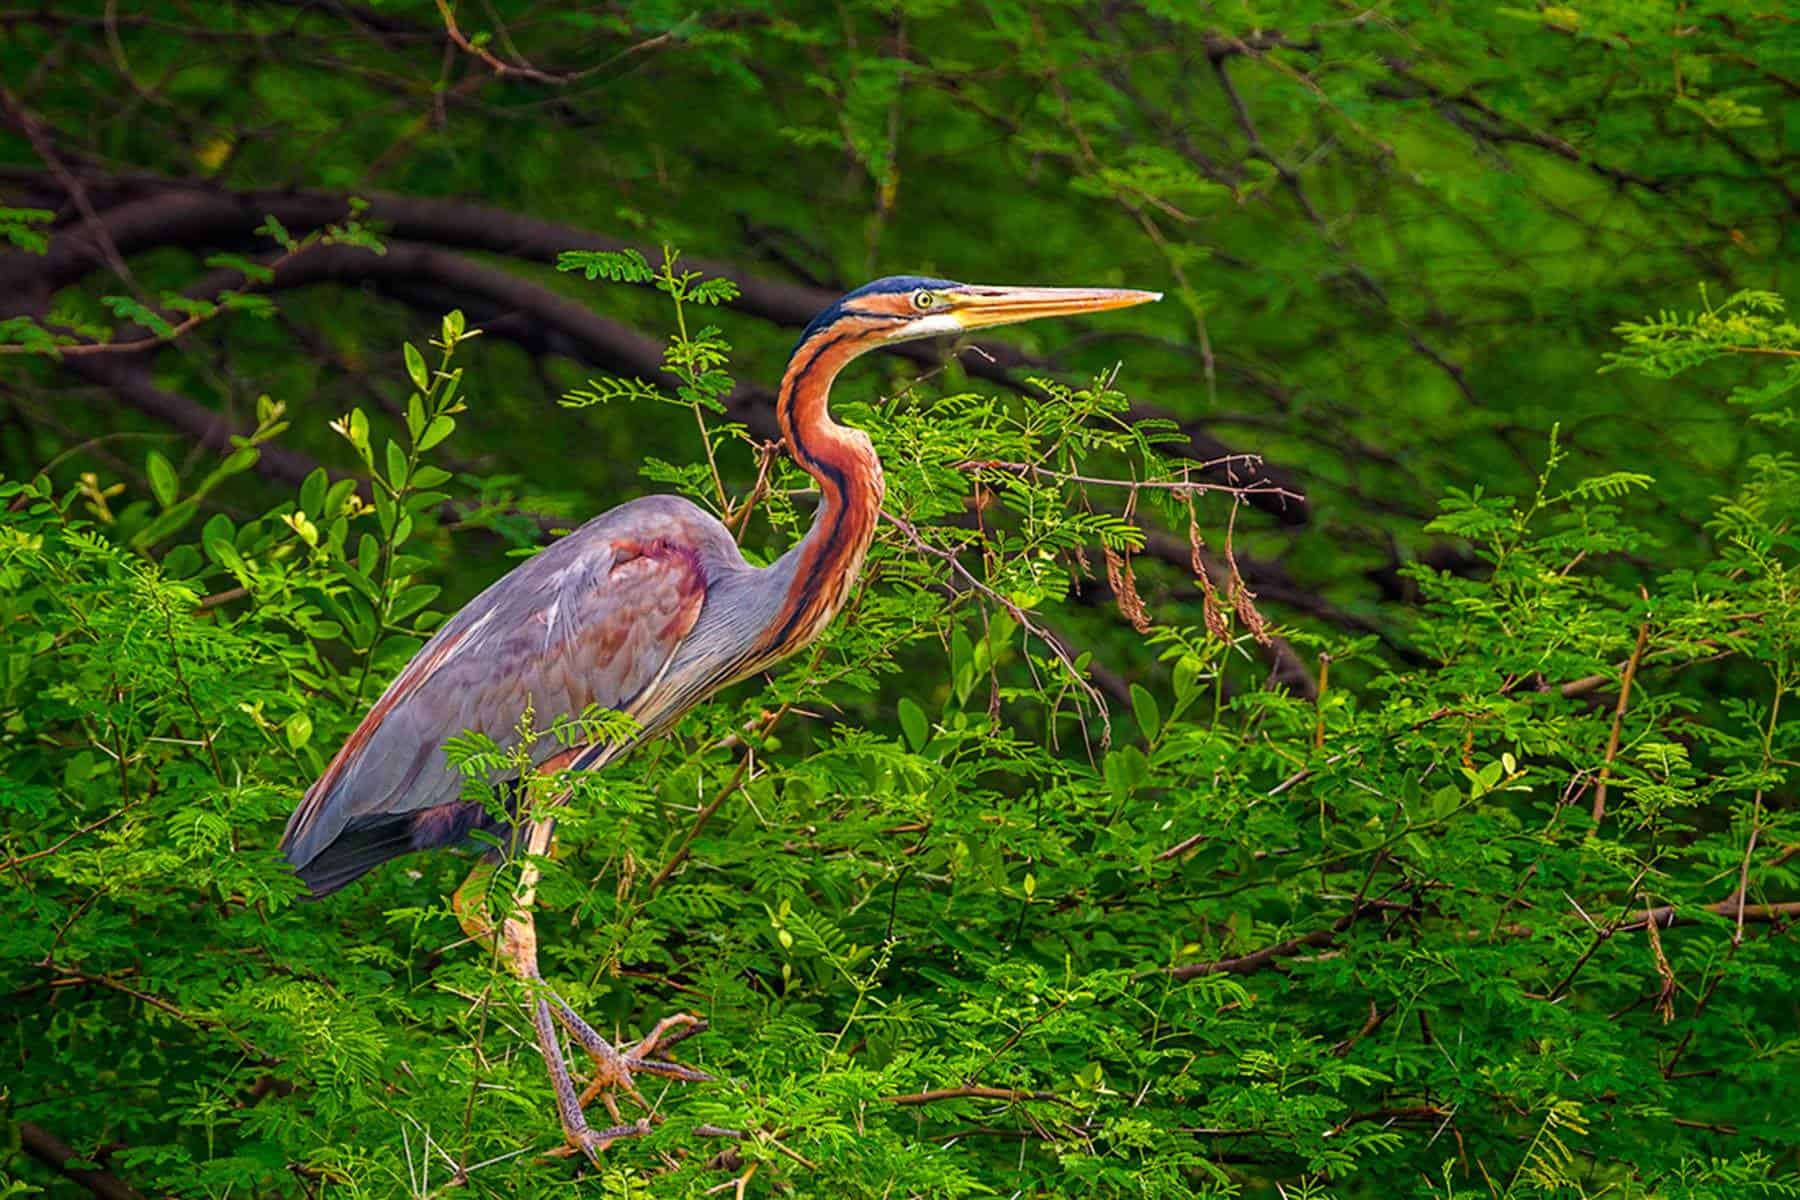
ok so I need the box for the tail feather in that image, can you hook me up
[289,801,512,898]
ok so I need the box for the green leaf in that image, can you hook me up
[191,447,260,502]
[372,484,396,535]
[403,342,429,394]
[299,468,327,516]
[0,205,53,254]
[950,627,977,704]
[417,415,455,452]
[203,526,245,574]
[101,295,176,339]
[389,584,440,622]
[203,251,275,284]
[325,478,358,516]
[384,440,409,490]
[1130,683,1161,742]
[555,248,653,282]
[898,697,928,751]
[256,213,294,248]
[285,712,313,750]
[145,451,179,509]
[130,498,198,549]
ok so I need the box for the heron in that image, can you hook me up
[279,275,1160,1159]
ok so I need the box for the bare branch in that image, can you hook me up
[884,1086,1073,1107]
[1591,601,1652,828]
[1165,902,1379,982]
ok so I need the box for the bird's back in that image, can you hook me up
[281,494,745,895]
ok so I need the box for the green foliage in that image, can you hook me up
[4,0,1800,1194]
[3,268,1796,1198]
[0,207,52,255]
[1608,289,1800,428]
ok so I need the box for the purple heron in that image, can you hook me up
[280,276,1160,1158]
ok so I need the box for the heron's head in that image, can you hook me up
[800,275,1162,350]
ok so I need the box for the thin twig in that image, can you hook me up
[957,457,1298,505]
[433,0,677,85]
[47,966,273,1064]
[1542,869,1649,1002]
[0,796,145,874]
[642,691,811,896]
[0,86,139,294]
[1165,856,1389,982]
[882,510,1110,742]
[883,1085,1072,1107]
[1591,598,1652,828]
[644,747,759,895]
[728,439,782,538]
[0,242,313,357]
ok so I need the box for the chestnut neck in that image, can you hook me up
[756,328,885,661]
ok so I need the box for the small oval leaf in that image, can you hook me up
[403,342,429,393]
[146,451,178,508]
[898,697,928,752]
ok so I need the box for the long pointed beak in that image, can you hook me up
[951,285,1162,331]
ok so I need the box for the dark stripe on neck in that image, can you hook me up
[763,326,875,659]
[764,509,844,654]
[780,329,849,453]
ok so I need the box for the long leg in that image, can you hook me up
[456,819,641,1160]
[453,819,709,1162]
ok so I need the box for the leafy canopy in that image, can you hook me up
[2,267,1797,1198]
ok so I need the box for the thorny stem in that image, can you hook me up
[1542,867,1651,1003]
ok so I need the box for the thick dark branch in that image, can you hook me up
[0,185,830,323]
[18,1121,145,1200]
[66,355,317,486]
[184,239,780,438]
[1,177,1303,520]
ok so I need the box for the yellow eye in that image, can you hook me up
[912,290,936,310]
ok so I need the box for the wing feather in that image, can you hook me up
[281,499,714,873]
